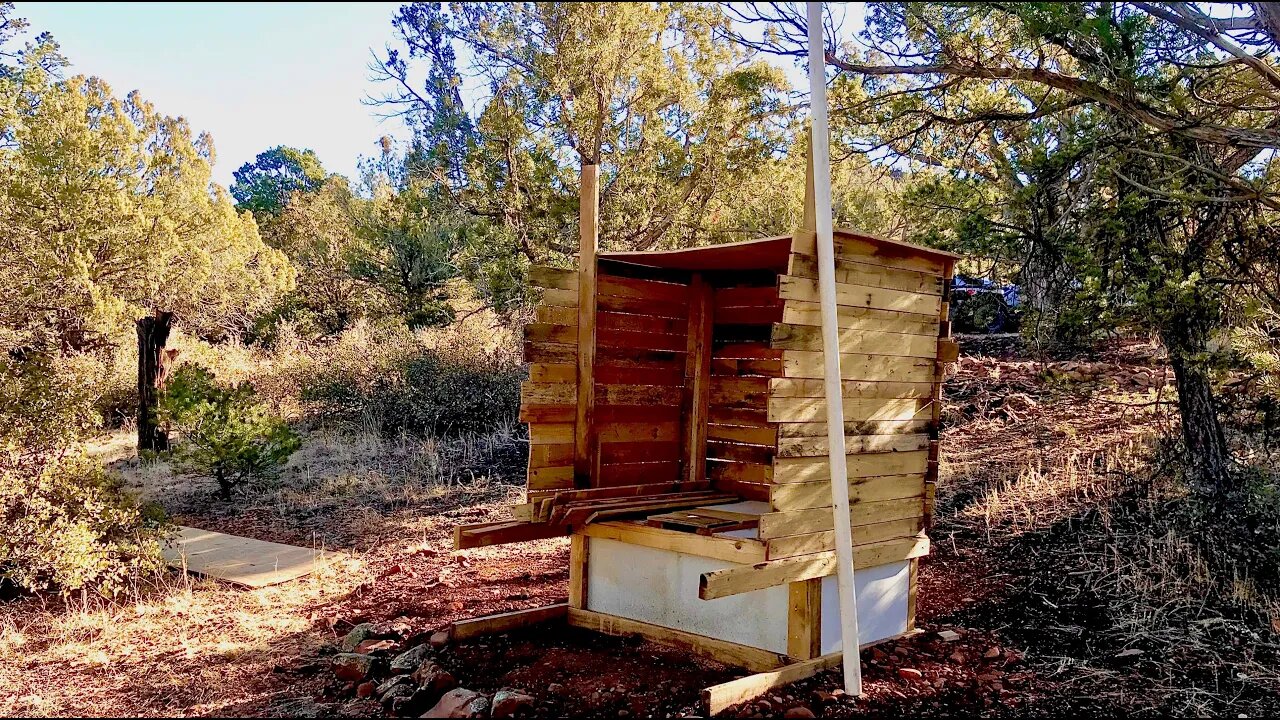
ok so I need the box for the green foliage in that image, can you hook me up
[230,145,328,217]
[0,36,294,350]
[0,352,164,597]
[160,364,300,501]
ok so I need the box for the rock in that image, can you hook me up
[391,645,433,674]
[983,647,1002,659]
[356,681,377,699]
[949,652,966,663]
[355,639,399,655]
[330,653,375,682]
[937,630,962,642]
[340,623,378,652]
[491,689,535,718]
[421,688,490,718]
[812,690,836,704]
[382,684,417,709]
[783,708,816,719]
[429,630,452,648]
[377,675,413,701]
[898,668,924,681]
[412,660,459,699]
[1115,648,1144,659]
[892,646,911,657]
[547,683,565,695]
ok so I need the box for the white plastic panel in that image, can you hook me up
[585,537,911,655]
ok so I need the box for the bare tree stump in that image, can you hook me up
[137,311,176,452]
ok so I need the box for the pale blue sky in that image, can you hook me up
[18,2,407,186]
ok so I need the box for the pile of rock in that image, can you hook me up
[326,623,534,718]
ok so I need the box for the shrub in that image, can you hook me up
[295,320,523,436]
[0,353,165,597]
[160,364,301,501]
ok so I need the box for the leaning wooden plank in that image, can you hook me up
[757,497,924,539]
[453,521,571,550]
[566,608,787,673]
[770,323,939,358]
[581,494,738,525]
[768,397,932,424]
[529,265,578,291]
[698,535,931,600]
[701,627,924,715]
[703,652,842,716]
[580,520,768,564]
[778,275,941,316]
[544,481,708,505]
[451,602,569,640]
[775,433,931,458]
[780,301,939,335]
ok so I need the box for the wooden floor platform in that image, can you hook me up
[162,526,343,588]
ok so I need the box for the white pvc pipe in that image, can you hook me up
[807,0,862,696]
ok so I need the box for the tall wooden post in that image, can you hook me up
[574,163,600,488]
[137,311,175,452]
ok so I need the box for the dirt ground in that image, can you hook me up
[4,337,1279,717]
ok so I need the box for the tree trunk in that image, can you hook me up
[137,311,175,452]
[1160,321,1234,495]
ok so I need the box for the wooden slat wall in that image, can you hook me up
[592,269,691,488]
[764,236,952,560]
[523,266,580,500]
[705,281,785,502]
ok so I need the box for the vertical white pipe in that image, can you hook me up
[807,0,862,696]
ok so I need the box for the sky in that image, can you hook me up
[18,2,407,187]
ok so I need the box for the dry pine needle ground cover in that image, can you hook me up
[3,337,1279,717]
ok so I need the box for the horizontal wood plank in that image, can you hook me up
[757,497,925,539]
[698,535,930,599]
[528,362,576,383]
[773,450,930,484]
[775,433,931,458]
[782,351,937,382]
[771,323,939,358]
[765,517,924,559]
[768,397,933,424]
[778,276,941,317]
[780,301,939,335]
[769,474,927,512]
[787,253,943,295]
[769,378,934,399]
[529,266,578,291]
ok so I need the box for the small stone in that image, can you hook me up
[892,646,911,657]
[937,630,961,642]
[421,688,484,718]
[330,653,375,682]
[783,708,816,719]
[340,623,377,652]
[356,681,377,698]
[547,683,565,695]
[983,647,1002,659]
[949,652,966,663]
[377,674,412,699]
[898,668,924,681]
[812,690,836,704]
[1115,648,1144,659]
[413,660,459,699]
[391,645,432,673]
[618,711,631,718]
[429,630,452,648]
[382,684,416,709]
[491,689,535,718]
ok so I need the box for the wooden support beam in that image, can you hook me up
[453,520,570,550]
[575,162,600,488]
[787,578,823,660]
[569,534,589,609]
[567,608,789,673]
[450,603,569,641]
[682,274,714,484]
[701,629,920,715]
[699,535,930,600]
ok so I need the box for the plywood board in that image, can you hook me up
[163,526,343,588]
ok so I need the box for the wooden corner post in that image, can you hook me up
[575,162,600,489]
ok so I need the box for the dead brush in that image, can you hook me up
[944,435,1280,714]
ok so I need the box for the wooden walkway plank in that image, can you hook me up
[162,526,343,588]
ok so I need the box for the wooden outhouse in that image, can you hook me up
[455,221,958,711]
